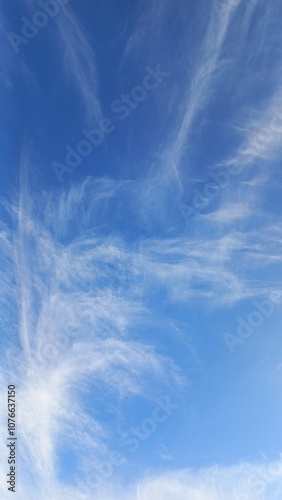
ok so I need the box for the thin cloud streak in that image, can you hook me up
[54,4,102,123]
[121,0,245,218]
[168,0,243,168]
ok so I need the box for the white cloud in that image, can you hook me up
[204,202,253,223]
[53,3,102,123]
[134,462,282,500]
[119,0,252,220]
[23,459,281,500]
[1,2,282,497]
[0,170,183,498]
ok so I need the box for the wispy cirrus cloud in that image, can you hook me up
[7,159,281,497]
[10,0,103,124]
[1,128,281,499]
[118,0,247,219]
[132,460,282,500]
[13,457,280,500]
[1,2,102,141]
[120,0,282,232]
[0,166,183,498]
[53,4,102,123]
[2,136,280,497]
[1,1,282,498]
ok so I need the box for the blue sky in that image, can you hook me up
[1,0,282,498]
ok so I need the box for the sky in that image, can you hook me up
[0,0,282,498]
